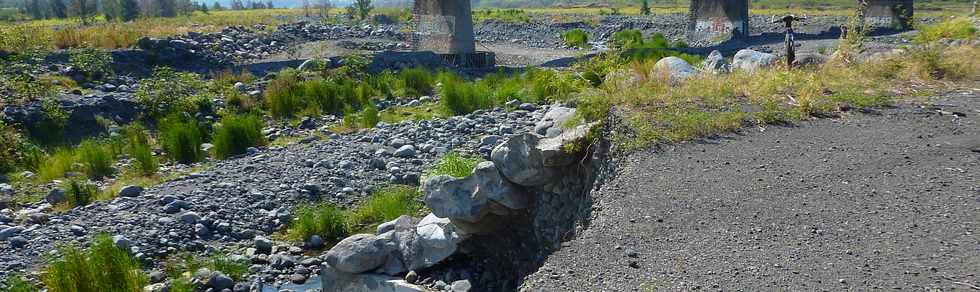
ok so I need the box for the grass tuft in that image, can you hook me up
[76,139,114,180]
[562,29,589,49]
[212,114,266,159]
[915,17,977,44]
[159,115,204,165]
[287,202,350,243]
[349,185,424,229]
[42,234,147,292]
[163,252,248,282]
[424,152,481,179]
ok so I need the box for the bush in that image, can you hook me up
[287,202,349,243]
[135,67,205,118]
[438,72,494,115]
[399,67,434,97]
[915,17,977,44]
[63,178,98,207]
[68,48,113,80]
[37,149,75,182]
[159,115,204,165]
[350,185,423,229]
[42,234,147,292]
[562,29,589,49]
[212,114,265,159]
[265,69,305,119]
[122,124,157,176]
[76,140,114,179]
[612,29,645,49]
[0,122,26,174]
[424,152,481,179]
[1,274,36,292]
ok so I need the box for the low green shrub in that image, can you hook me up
[288,202,349,243]
[76,140,114,179]
[0,122,26,174]
[159,115,204,165]
[122,124,157,176]
[915,17,977,44]
[265,69,305,119]
[399,67,434,97]
[37,149,75,182]
[135,67,205,118]
[562,29,589,49]
[349,185,424,229]
[424,152,481,179]
[1,274,36,292]
[212,114,265,159]
[68,48,113,80]
[42,234,147,292]
[438,72,494,115]
[63,178,98,207]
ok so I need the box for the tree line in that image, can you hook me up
[19,0,276,23]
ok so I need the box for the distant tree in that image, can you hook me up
[317,0,330,17]
[347,0,370,21]
[230,0,242,10]
[157,0,176,16]
[211,1,222,10]
[265,0,271,9]
[26,0,45,19]
[69,0,96,24]
[640,0,650,15]
[199,1,208,13]
[102,0,122,20]
[50,0,68,18]
[120,0,139,20]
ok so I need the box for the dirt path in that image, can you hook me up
[521,89,980,291]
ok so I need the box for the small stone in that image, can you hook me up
[289,273,307,284]
[178,211,201,224]
[9,236,27,248]
[394,145,417,158]
[307,235,325,249]
[117,185,144,197]
[254,236,273,254]
[451,280,472,292]
[208,271,234,290]
[628,261,640,269]
[405,270,419,284]
[46,188,66,204]
[70,225,86,236]
[112,235,131,251]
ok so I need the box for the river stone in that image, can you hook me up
[732,49,776,71]
[490,134,557,187]
[320,265,426,292]
[325,234,388,273]
[534,106,576,137]
[117,185,144,197]
[652,56,696,83]
[702,50,727,73]
[208,271,234,290]
[410,213,462,270]
[45,188,66,204]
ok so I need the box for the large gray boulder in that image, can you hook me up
[321,265,426,292]
[325,234,389,273]
[732,49,777,71]
[534,106,576,138]
[490,134,556,187]
[410,214,462,270]
[702,50,727,73]
[652,56,696,83]
[421,161,526,223]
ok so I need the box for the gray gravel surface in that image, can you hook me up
[522,89,980,291]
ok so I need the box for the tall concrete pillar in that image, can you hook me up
[864,0,914,30]
[687,0,750,44]
[412,0,476,54]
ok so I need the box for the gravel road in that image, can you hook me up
[522,88,980,291]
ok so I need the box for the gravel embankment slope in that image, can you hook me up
[522,89,980,291]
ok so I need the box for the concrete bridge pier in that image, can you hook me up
[687,0,750,44]
[412,0,493,67]
[864,0,914,30]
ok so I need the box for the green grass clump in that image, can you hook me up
[424,152,481,179]
[121,124,158,177]
[163,252,248,282]
[287,202,350,243]
[915,17,977,44]
[42,234,147,292]
[1,274,37,292]
[159,115,204,165]
[212,114,266,159]
[438,72,495,115]
[265,69,305,120]
[37,148,75,182]
[562,29,589,49]
[379,103,444,124]
[349,185,424,229]
[399,67,435,97]
[63,178,98,207]
[135,67,205,119]
[76,140,114,180]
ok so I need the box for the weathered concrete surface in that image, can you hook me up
[413,0,476,54]
[687,0,750,43]
[865,0,914,29]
